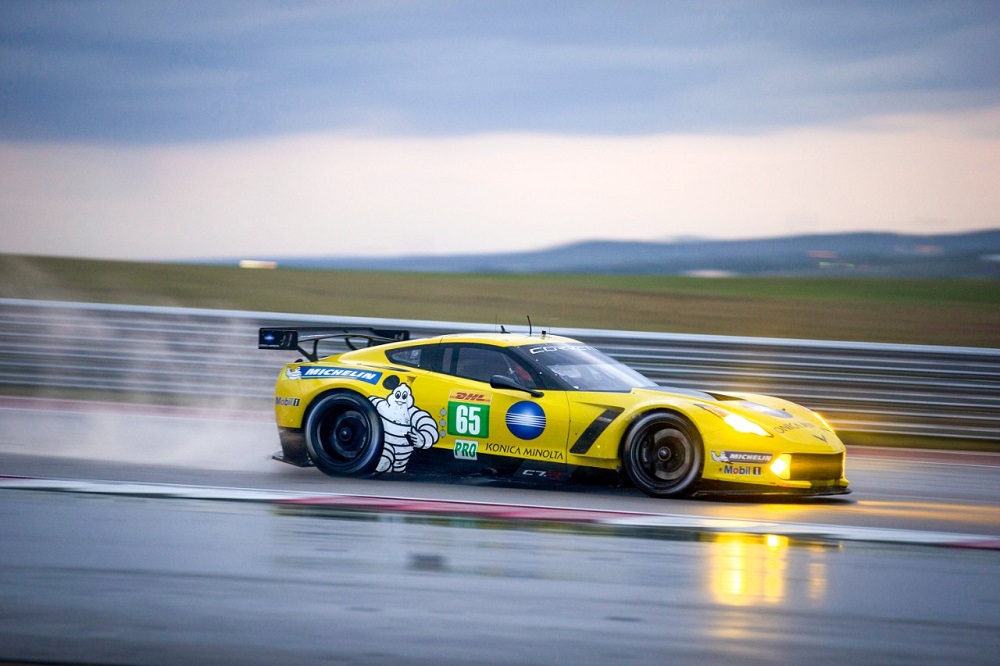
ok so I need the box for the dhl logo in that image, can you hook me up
[449,389,492,403]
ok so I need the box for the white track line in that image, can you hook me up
[2,475,997,550]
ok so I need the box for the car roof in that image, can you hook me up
[423,332,581,348]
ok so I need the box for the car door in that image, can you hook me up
[431,343,571,468]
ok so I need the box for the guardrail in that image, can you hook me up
[1,298,998,442]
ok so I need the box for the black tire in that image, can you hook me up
[304,392,384,477]
[622,411,703,498]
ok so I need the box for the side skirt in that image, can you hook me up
[274,427,313,467]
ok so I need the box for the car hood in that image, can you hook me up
[636,386,820,427]
[641,385,716,401]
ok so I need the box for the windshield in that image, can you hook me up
[515,343,657,391]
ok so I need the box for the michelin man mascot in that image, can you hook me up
[369,375,439,473]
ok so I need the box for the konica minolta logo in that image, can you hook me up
[289,366,383,384]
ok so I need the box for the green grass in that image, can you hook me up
[2,254,998,347]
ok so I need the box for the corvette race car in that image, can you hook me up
[259,327,849,498]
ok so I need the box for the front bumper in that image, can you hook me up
[692,480,852,498]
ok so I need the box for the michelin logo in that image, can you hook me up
[284,366,383,384]
[711,450,772,464]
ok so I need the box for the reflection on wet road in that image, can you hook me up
[0,401,998,664]
[706,533,829,607]
[1,489,998,665]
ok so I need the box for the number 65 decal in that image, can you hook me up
[448,402,490,437]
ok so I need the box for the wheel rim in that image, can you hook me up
[305,393,384,477]
[319,409,370,461]
[630,422,697,490]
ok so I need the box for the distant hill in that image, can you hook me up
[270,229,1000,277]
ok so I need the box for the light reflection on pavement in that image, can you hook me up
[2,490,996,665]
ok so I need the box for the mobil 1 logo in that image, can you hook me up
[447,390,491,438]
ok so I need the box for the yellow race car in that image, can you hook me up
[259,327,849,498]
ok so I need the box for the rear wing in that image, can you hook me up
[258,326,410,362]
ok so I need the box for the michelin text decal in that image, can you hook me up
[285,365,383,384]
[711,450,772,464]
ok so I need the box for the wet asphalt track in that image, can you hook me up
[0,399,998,665]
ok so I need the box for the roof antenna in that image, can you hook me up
[527,315,532,336]
[500,324,508,334]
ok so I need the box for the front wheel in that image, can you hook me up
[622,412,703,498]
[304,392,384,477]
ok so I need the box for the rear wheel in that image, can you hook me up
[304,392,384,477]
[622,412,703,498]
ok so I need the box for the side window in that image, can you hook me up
[455,347,508,383]
[386,346,424,369]
[451,345,538,388]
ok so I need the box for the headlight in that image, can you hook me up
[723,413,770,437]
[698,404,771,437]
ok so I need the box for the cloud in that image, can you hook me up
[2,108,997,260]
[3,3,998,259]
[1,1,998,142]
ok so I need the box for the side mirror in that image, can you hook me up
[490,374,543,398]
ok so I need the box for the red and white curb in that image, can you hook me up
[1,476,998,551]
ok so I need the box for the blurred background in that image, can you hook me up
[2,0,998,347]
[2,0,998,267]
[1,4,998,664]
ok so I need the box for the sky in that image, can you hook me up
[2,0,999,261]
